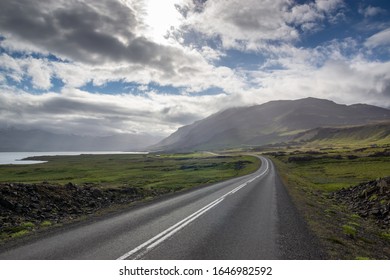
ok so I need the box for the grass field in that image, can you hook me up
[267,144,390,259]
[270,148,389,192]
[0,153,260,190]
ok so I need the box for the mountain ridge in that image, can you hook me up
[151,97,390,151]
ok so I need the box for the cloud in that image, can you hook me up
[26,58,53,90]
[2,47,389,139]
[359,5,387,18]
[0,0,201,75]
[245,56,390,108]
[0,49,247,98]
[0,54,53,90]
[0,0,253,95]
[0,53,24,83]
[177,0,345,51]
[0,0,389,140]
[365,28,390,49]
[315,0,343,12]
[180,0,298,50]
[0,85,240,136]
[200,46,226,62]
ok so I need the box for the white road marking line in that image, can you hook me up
[117,157,269,260]
[146,197,224,251]
[231,183,247,194]
[116,197,225,260]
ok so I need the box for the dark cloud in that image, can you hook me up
[192,0,208,13]
[160,106,201,124]
[164,112,201,124]
[0,91,206,136]
[0,0,193,73]
[36,96,150,118]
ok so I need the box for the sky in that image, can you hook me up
[0,0,389,138]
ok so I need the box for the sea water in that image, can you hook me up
[0,151,148,165]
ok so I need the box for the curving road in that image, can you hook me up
[0,156,324,260]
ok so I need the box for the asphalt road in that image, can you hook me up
[0,156,324,259]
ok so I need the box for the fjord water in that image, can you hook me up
[0,151,147,165]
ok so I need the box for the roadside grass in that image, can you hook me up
[271,146,389,192]
[0,153,260,190]
[282,157,388,192]
[0,222,35,240]
[268,145,390,259]
[342,224,357,238]
[381,232,390,241]
[40,221,52,227]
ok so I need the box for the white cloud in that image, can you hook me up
[365,28,390,48]
[52,62,91,88]
[0,39,245,95]
[359,5,386,18]
[0,54,24,83]
[142,0,184,44]
[315,0,344,12]
[177,0,345,51]
[246,57,390,108]
[0,54,53,90]
[181,0,298,50]
[26,58,52,90]
[200,46,226,62]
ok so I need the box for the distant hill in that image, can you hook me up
[0,128,161,152]
[292,122,390,146]
[151,97,390,151]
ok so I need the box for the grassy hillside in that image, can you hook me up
[293,122,390,148]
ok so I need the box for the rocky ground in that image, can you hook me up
[332,177,390,229]
[0,182,173,241]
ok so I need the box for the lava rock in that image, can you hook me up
[332,177,390,229]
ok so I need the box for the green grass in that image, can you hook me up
[0,153,260,190]
[0,222,35,240]
[350,214,361,220]
[270,147,389,192]
[9,230,29,239]
[268,144,390,259]
[21,222,34,228]
[342,224,357,238]
[40,221,52,227]
[355,256,371,260]
[381,232,390,241]
[296,123,390,148]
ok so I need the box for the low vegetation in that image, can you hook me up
[267,144,390,259]
[0,153,260,243]
[0,153,259,188]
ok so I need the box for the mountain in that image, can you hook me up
[292,122,390,146]
[152,97,390,151]
[0,128,161,152]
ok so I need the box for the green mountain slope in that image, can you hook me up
[293,122,390,147]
